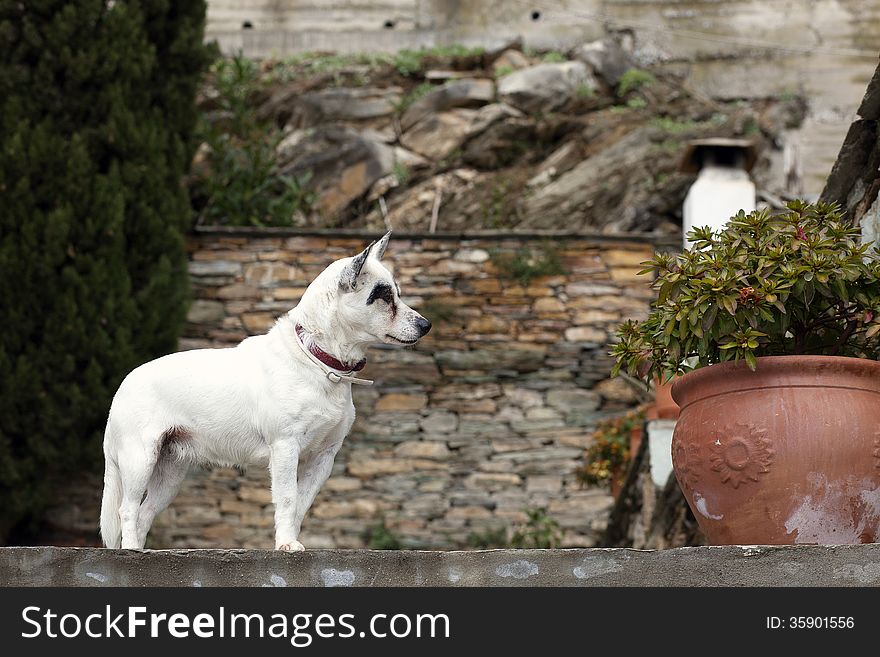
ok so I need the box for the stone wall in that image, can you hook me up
[35,229,676,549]
[140,229,669,549]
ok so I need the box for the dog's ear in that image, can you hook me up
[373,230,392,260]
[339,241,374,291]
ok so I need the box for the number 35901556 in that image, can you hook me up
[767,617,854,629]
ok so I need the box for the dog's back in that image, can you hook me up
[100,338,277,547]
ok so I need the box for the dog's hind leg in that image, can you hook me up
[136,456,189,547]
[117,432,162,549]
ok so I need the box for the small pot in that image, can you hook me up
[652,376,680,420]
[671,355,880,545]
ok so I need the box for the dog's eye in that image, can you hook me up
[367,283,394,305]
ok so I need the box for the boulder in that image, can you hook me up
[294,86,402,126]
[497,61,596,114]
[257,84,401,128]
[468,102,523,135]
[462,116,537,169]
[572,37,636,88]
[492,49,531,74]
[278,126,395,217]
[400,108,479,160]
[400,78,495,131]
[519,126,656,229]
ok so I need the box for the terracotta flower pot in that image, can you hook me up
[671,355,880,545]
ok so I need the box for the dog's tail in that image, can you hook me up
[99,431,123,548]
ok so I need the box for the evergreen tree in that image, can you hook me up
[0,0,212,540]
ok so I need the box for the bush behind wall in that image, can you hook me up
[0,0,213,541]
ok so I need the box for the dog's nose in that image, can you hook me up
[416,317,432,336]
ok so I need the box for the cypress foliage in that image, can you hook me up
[0,1,212,540]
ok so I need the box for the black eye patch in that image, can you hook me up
[367,282,394,305]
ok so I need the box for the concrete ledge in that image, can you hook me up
[2,545,880,586]
[192,225,683,247]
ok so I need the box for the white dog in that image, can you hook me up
[99,232,430,550]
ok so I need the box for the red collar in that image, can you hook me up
[295,324,367,372]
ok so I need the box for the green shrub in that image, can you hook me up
[392,161,411,185]
[466,527,509,549]
[542,51,567,63]
[395,81,435,115]
[576,410,644,487]
[576,83,595,98]
[617,68,656,96]
[510,508,563,549]
[193,54,313,227]
[392,44,485,76]
[365,519,403,549]
[492,244,567,285]
[612,201,880,381]
[0,0,212,540]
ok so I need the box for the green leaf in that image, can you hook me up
[744,350,757,371]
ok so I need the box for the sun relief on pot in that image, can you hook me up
[671,439,701,492]
[708,425,774,489]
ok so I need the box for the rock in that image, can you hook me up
[275,129,310,162]
[347,459,411,477]
[186,300,225,324]
[594,377,643,404]
[503,386,543,409]
[375,393,428,412]
[533,298,565,313]
[370,350,442,386]
[436,346,545,372]
[526,475,563,494]
[242,312,276,333]
[257,84,401,127]
[453,248,490,263]
[238,487,273,505]
[278,126,394,217]
[189,260,240,277]
[216,284,259,300]
[401,78,495,131]
[394,441,450,459]
[323,477,362,492]
[294,86,402,126]
[492,49,530,74]
[400,108,478,160]
[564,326,607,343]
[468,102,524,135]
[462,116,537,169]
[546,388,601,414]
[464,473,522,490]
[420,410,459,433]
[498,61,596,114]
[601,248,653,267]
[572,37,636,88]
[520,127,655,229]
[445,506,493,520]
[527,141,581,188]
[393,146,430,169]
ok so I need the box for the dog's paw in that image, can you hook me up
[276,541,305,552]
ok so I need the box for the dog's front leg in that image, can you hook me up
[292,443,342,539]
[269,438,304,551]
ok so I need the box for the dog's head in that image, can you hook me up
[334,232,431,346]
